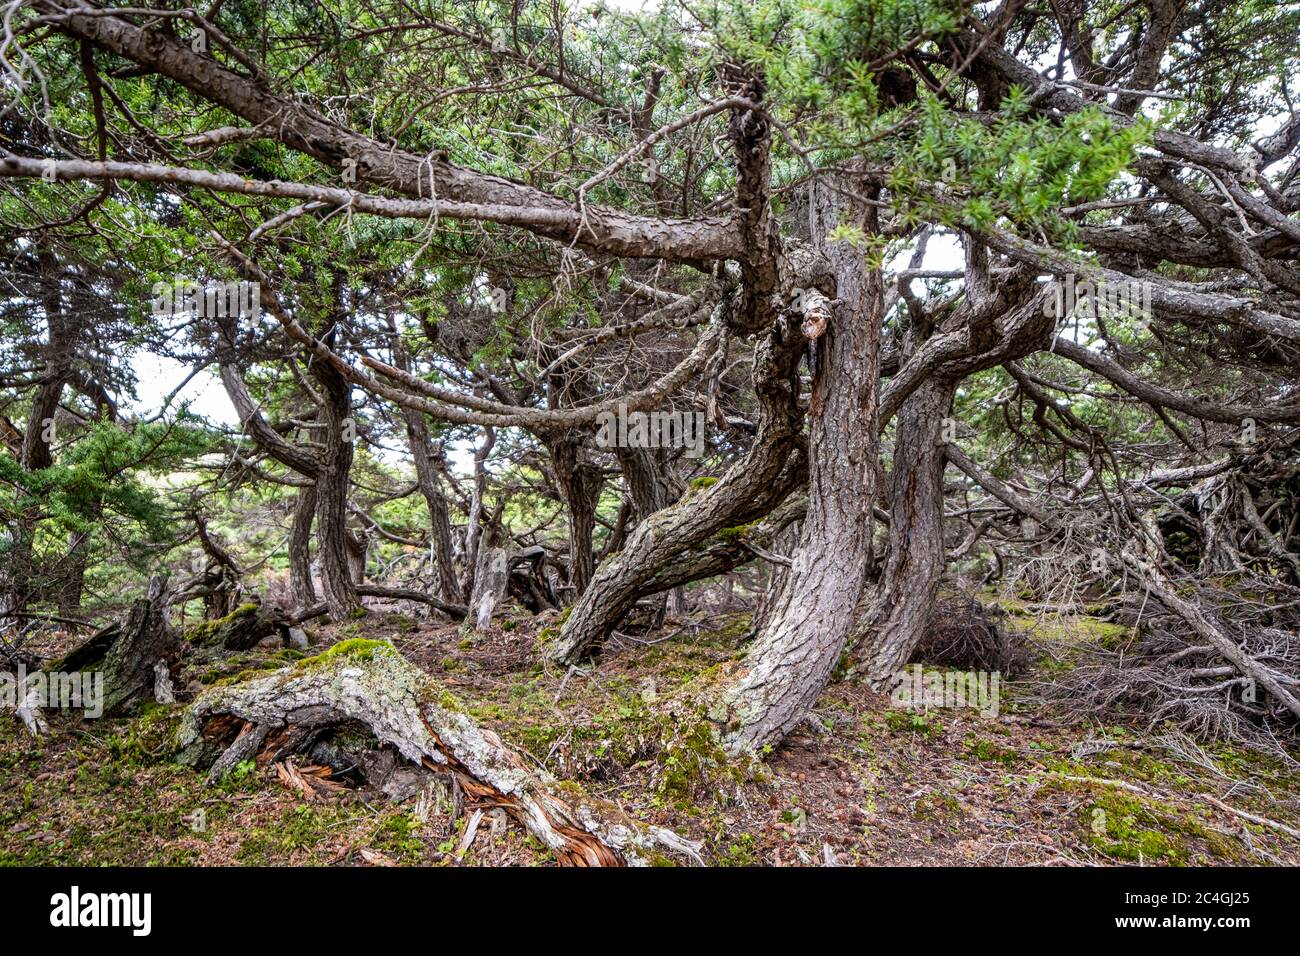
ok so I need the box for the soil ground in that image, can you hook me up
[3,600,1298,867]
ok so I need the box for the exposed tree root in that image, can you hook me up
[178,642,703,866]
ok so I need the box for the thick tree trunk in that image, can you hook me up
[719,183,883,755]
[547,429,603,596]
[314,425,359,618]
[289,485,318,609]
[311,323,361,619]
[545,425,804,663]
[193,600,291,651]
[852,377,955,687]
[44,575,179,721]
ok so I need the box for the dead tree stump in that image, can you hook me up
[468,546,509,632]
[178,642,703,866]
[46,575,180,717]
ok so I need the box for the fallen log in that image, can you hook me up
[290,586,468,625]
[178,640,702,866]
[190,600,292,651]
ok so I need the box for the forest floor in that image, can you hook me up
[3,598,1299,867]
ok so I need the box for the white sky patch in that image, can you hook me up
[129,351,237,426]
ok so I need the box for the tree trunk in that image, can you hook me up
[45,575,179,719]
[547,429,602,596]
[461,427,495,602]
[289,484,318,609]
[468,544,509,632]
[311,332,360,620]
[545,314,807,664]
[546,433,804,663]
[346,529,368,584]
[616,445,687,623]
[852,377,955,687]
[5,250,68,619]
[719,182,883,755]
[193,600,291,651]
[59,532,89,617]
[406,416,460,604]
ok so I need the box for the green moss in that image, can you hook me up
[1080,790,1187,863]
[654,712,750,809]
[689,476,719,489]
[431,686,464,712]
[212,664,278,687]
[911,791,964,824]
[185,603,259,643]
[965,735,1018,766]
[369,811,429,864]
[716,833,759,866]
[1047,777,1246,865]
[105,703,183,766]
[884,710,941,737]
[301,638,395,667]
[716,522,757,541]
[236,804,353,863]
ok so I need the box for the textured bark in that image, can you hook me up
[289,485,318,610]
[546,410,805,664]
[407,418,460,604]
[546,429,603,596]
[46,576,179,717]
[468,546,509,632]
[617,446,688,622]
[310,309,361,620]
[547,265,808,663]
[195,601,291,651]
[853,378,956,686]
[179,645,703,866]
[719,181,883,755]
